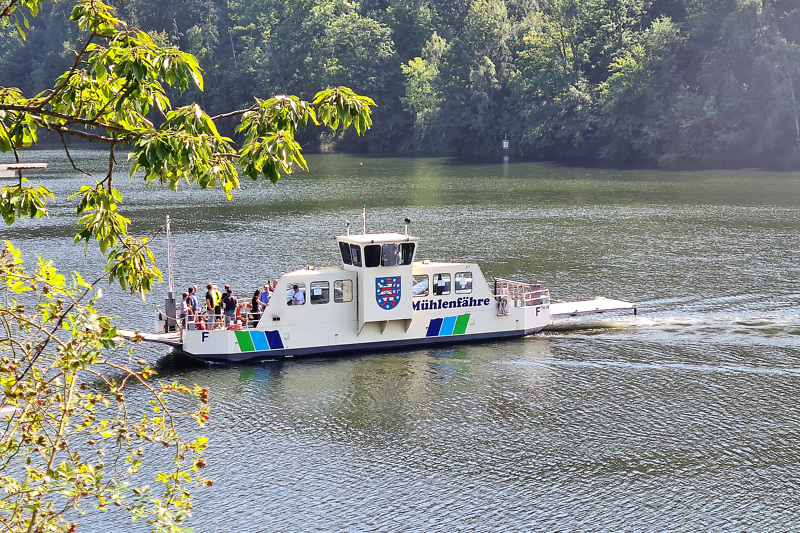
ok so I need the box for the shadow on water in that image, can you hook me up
[154,349,210,371]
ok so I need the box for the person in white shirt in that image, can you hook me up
[180,292,193,329]
[291,284,305,305]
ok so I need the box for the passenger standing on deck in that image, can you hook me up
[187,286,198,330]
[221,290,231,326]
[180,292,192,328]
[190,286,199,311]
[223,288,238,326]
[212,285,223,328]
[260,284,271,307]
[230,289,238,322]
[250,289,263,327]
[204,283,215,329]
[223,284,232,323]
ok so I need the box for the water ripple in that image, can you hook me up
[11,153,800,532]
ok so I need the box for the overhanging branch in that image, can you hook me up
[1,0,18,18]
[209,106,256,121]
[0,104,137,135]
[48,123,132,144]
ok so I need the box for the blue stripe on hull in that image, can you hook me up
[250,331,270,351]
[439,316,457,336]
[265,330,284,349]
[426,318,443,337]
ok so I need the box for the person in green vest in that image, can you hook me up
[212,285,223,328]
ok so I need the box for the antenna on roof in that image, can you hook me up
[404,217,411,236]
[345,220,351,236]
[362,205,367,235]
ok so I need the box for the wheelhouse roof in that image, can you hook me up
[336,232,419,245]
[282,267,346,278]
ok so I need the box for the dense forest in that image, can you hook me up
[2,0,799,167]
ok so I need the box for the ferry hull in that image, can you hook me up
[182,327,545,363]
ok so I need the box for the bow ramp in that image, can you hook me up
[550,297,637,318]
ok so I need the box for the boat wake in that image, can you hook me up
[544,311,800,338]
[511,358,800,377]
[543,317,636,333]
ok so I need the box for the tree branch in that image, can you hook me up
[1,0,18,18]
[0,104,137,135]
[209,106,256,121]
[9,221,168,387]
[59,131,92,177]
[105,141,116,188]
[49,123,133,144]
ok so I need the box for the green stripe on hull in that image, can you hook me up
[454,314,470,335]
[235,330,256,352]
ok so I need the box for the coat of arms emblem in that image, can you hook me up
[376,276,401,310]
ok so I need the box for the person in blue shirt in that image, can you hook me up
[187,286,199,329]
[260,283,271,307]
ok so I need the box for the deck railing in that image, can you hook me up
[155,306,262,338]
[493,278,549,315]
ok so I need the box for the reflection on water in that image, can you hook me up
[4,150,800,531]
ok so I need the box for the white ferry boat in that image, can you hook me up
[140,214,636,363]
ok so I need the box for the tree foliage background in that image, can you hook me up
[0,0,374,529]
[3,0,798,166]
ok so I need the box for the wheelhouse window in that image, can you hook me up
[432,273,451,295]
[412,274,429,297]
[346,241,415,268]
[310,281,330,304]
[455,272,472,294]
[381,243,398,266]
[364,244,381,267]
[334,280,353,303]
[350,244,362,267]
[399,243,415,265]
[339,241,352,265]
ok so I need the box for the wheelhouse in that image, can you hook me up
[335,232,419,332]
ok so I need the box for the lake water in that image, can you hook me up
[4,150,800,531]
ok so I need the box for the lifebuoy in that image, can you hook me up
[236,302,250,324]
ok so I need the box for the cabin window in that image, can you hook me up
[310,281,330,304]
[455,272,472,294]
[364,244,381,267]
[350,244,362,267]
[399,243,415,265]
[412,275,429,297]
[339,242,352,265]
[334,280,353,303]
[286,282,306,306]
[432,273,451,295]
[381,243,398,267]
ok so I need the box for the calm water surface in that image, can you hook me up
[4,150,800,531]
